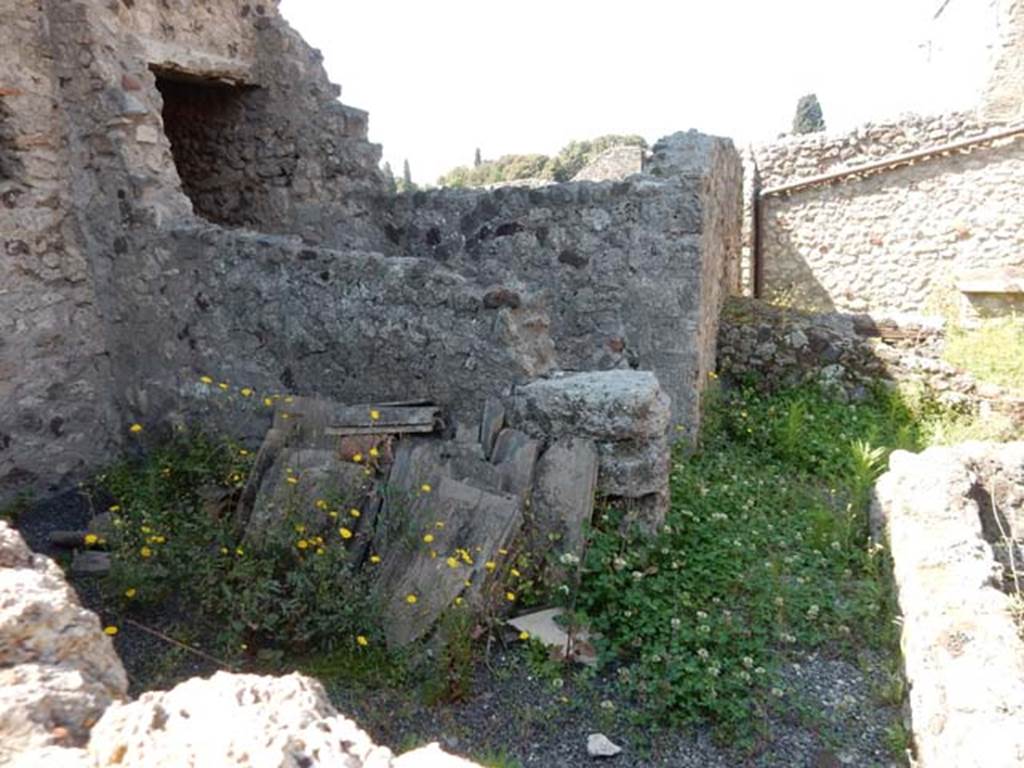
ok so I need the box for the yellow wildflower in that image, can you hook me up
[220,546,229,555]
[315,499,328,510]
[239,448,250,457]
[352,453,364,463]
[423,534,434,544]
[485,561,496,572]
[505,591,516,602]
[510,568,521,578]
[108,504,121,513]
[405,593,418,605]
[369,409,381,421]
[217,382,229,391]
[454,596,464,606]
[464,579,472,587]
[128,423,143,434]
[339,527,353,540]
[519,630,530,641]
[286,476,299,485]
[263,397,274,407]
[294,523,306,533]
[140,526,151,534]
[430,550,437,559]
[284,396,294,403]
[124,588,137,599]
[296,539,309,550]
[235,547,244,556]
[357,635,369,647]
[446,557,459,569]
[328,510,339,519]
[103,626,119,636]
[84,533,99,546]
[369,447,380,459]
[420,483,432,493]
[349,508,361,518]
[369,554,381,564]
[139,546,153,558]
[240,387,253,398]
[435,521,445,529]
[200,375,214,385]
[498,548,508,555]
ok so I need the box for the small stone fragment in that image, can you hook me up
[587,733,622,758]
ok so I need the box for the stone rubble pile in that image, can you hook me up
[0,521,479,768]
[237,369,672,647]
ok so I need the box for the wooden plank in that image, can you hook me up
[273,396,440,435]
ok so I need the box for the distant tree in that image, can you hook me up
[436,134,647,189]
[792,94,825,134]
[395,158,419,193]
[474,147,482,167]
[381,161,396,193]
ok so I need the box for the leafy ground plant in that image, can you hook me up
[574,383,917,743]
[95,432,378,661]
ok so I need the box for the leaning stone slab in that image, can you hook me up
[530,436,598,570]
[490,428,540,499]
[376,474,523,647]
[507,608,597,667]
[872,443,1024,768]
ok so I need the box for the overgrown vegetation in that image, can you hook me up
[96,435,378,661]
[81,377,1006,753]
[944,316,1024,394]
[436,134,646,188]
[574,383,918,742]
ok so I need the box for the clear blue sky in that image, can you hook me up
[279,0,995,183]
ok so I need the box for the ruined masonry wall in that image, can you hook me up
[753,113,1024,318]
[0,2,742,505]
[0,1,116,497]
[370,135,742,438]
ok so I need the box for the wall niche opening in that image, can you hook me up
[153,68,263,227]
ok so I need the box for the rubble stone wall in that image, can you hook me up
[371,136,742,436]
[751,113,1024,319]
[0,2,742,505]
[0,0,117,498]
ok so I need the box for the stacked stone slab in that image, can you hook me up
[235,370,668,646]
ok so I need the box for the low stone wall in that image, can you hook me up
[871,443,1024,768]
[750,113,1024,319]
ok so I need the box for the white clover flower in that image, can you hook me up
[600,700,615,711]
[558,552,580,566]
[697,648,710,660]
[670,617,682,630]
[742,656,754,669]
[708,665,721,677]
[696,610,709,620]
[612,556,628,571]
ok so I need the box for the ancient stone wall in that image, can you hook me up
[0,0,382,504]
[370,132,742,437]
[0,1,117,499]
[0,2,742,505]
[751,113,1024,319]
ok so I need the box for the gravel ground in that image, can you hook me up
[13,490,907,767]
[326,648,905,768]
